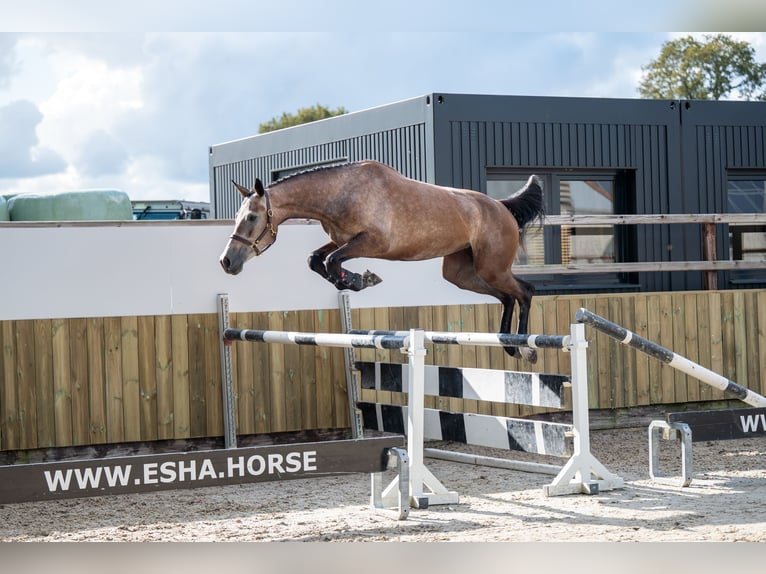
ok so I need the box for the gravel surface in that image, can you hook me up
[2,427,765,542]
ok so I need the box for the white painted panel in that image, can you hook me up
[0,222,494,320]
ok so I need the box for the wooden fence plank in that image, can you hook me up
[137,316,157,441]
[69,318,88,446]
[732,290,748,387]
[33,319,54,448]
[595,297,613,409]
[618,296,637,407]
[757,291,766,397]
[267,311,287,432]
[744,291,759,396]
[658,293,675,404]
[706,292,725,401]
[607,298,625,409]
[683,293,700,402]
[720,292,736,385]
[203,313,222,437]
[671,293,688,403]
[251,311,272,433]
[155,315,173,440]
[231,312,253,435]
[103,317,124,443]
[120,316,141,442]
[170,314,191,438]
[86,318,106,444]
[633,294,651,406]
[51,319,72,446]
[298,310,318,430]
[1,322,19,450]
[695,293,713,402]
[282,310,303,431]
[187,314,207,437]
[15,321,37,449]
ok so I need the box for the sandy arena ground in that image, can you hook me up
[1,427,765,542]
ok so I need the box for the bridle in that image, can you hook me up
[228,190,277,256]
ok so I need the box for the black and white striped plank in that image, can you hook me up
[223,328,409,350]
[356,361,569,409]
[357,402,573,457]
[575,307,766,408]
[349,329,569,349]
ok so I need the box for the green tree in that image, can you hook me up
[258,104,348,133]
[638,34,766,100]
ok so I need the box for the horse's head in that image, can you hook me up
[219,178,277,275]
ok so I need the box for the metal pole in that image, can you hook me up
[338,290,364,438]
[576,307,766,408]
[216,293,237,449]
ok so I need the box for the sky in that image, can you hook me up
[1,1,765,203]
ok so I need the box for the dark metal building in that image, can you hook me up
[209,93,766,293]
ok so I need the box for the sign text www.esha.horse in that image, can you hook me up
[219,160,544,362]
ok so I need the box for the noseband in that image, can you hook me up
[229,191,277,256]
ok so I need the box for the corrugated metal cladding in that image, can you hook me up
[208,93,766,293]
[212,124,428,218]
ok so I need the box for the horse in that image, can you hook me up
[219,160,544,362]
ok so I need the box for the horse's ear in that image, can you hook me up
[253,178,265,197]
[232,180,252,198]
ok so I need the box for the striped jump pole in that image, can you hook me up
[350,329,569,350]
[575,308,766,408]
[223,328,410,350]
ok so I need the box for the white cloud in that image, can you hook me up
[38,49,142,165]
[2,29,765,204]
[0,100,66,178]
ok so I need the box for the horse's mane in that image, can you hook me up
[270,162,356,187]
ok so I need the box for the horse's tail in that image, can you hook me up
[501,174,545,232]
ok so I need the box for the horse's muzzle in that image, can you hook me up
[220,254,242,275]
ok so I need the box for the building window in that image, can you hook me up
[560,179,615,265]
[487,170,635,292]
[727,176,766,263]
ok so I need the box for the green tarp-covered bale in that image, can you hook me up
[0,196,9,221]
[8,190,132,221]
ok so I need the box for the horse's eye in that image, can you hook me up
[246,214,256,223]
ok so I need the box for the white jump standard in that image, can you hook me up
[225,315,624,505]
[576,307,766,486]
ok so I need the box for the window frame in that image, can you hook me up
[486,168,637,293]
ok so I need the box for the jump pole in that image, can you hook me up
[575,307,766,408]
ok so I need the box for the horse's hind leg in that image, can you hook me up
[511,276,536,363]
[458,243,538,363]
[442,249,524,360]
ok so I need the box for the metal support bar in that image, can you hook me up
[371,447,410,520]
[216,293,237,449]
[648,420,693,487]
[338,291,364,439]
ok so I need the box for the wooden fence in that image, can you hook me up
[3,289,766,452]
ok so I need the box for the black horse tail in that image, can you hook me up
[501,174,545,232]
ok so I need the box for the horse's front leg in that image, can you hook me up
[308,241,338,284]
[324,235,383,291]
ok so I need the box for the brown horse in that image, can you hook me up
[219,160,544,362]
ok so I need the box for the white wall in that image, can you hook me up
[0,222,494,321]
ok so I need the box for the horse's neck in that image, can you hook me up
[270,181,338,223]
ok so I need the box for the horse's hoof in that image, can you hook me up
[362,270,382,287]
[520,347,538,364]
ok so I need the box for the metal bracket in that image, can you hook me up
[371,447,410,520]
[648,420,693,487]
